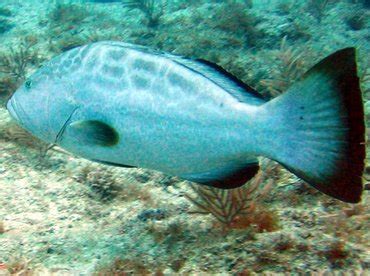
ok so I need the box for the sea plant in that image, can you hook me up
[0,17,13,34]
[122,0,166,27]
[306,0,331,23]
[185,168,274,228]
[344,8,367,31]
[260,37,308,97]
[48,3,90,27]
[0,37,39,82]
[210,2,262,48]
[76,166,123,202]
[0,37,41,104]
[0,221,5,234]
[0,6,12,17]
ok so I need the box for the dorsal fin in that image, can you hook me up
[196,59,265,100]
[170,57,267,106]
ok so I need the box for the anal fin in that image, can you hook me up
[181,161,260,189]
[91,159,136,168]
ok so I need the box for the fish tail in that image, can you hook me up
[258,48,365,203]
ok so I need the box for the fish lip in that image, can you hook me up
[6,96,21,123]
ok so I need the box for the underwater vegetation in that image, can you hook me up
[259,36,309,97]
[306,0,331,23]
[75,165,123,202]
[122,0,166,28]
[0,17,13,35]
[0,37,41,105]
[0,6,12,34]
[0,0,369,274]
[185,168,277,231]
[0,38,39,82]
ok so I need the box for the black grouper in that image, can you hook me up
[6,42,365,203]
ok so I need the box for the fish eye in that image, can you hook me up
[25,79,32,89]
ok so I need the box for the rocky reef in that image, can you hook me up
[0,0,369,274]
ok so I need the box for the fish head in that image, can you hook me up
[6,66,77,144]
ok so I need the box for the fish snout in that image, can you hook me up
[6,96,21,123]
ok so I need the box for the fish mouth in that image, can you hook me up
[6,95,33,131]
[6,96,21,123]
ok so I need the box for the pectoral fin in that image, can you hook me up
[181,161,260,189]
[69,120,119,146]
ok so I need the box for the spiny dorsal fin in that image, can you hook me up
[170,57,267,106]
[196,59,266,101]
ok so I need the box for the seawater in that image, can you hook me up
[0,0,369,274]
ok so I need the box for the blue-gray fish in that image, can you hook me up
[6,41,365,203]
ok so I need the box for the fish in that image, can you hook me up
[6,41,365,203]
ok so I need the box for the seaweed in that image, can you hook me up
[48,33,88,53]
[210,3,262,48]
[260,37,309,97]
[48,3,90,27]
[0,17,13,34]
[344,9,367,31]
[0,37,41,104]
[306,0,331,23]
[94,258,162,275]
[122,0,166,27]
[75,166,123,202]
[0,221,4,234]
[0,37,39,81]
[320,240,349,267]
[350,0,370,8]
[0,7,12,17]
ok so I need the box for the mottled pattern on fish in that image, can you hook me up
[7,42,365,203]
[38,42,262,178]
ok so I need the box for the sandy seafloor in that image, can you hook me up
[0,0,369,274]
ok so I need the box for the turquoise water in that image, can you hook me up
[0,0,369,274]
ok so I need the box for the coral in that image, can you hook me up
[185,169,274,228]
[122,0,166,27]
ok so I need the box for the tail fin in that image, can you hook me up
[259,48,365,203]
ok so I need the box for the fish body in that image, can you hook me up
[6,41,365,203]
